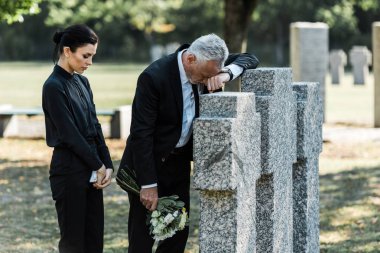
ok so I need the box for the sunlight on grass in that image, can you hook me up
[330,206,375,227]
[319,138,380,252]
[104,238,129,250]
[13,242,41,250]
[1,135,380,252]
[320,231,350,244]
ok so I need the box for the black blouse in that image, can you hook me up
[42,65,113,171]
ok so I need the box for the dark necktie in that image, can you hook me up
[191,84,199,117]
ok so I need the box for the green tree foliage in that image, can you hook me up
[44,0,224,61]
[0,0,41,24]
[251,0,380,65]
[0,0,379,64]
[164,0,223,42]
[46,0,182,36]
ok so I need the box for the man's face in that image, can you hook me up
[185,54,221,85]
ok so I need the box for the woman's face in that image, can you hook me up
[64,43,97,74]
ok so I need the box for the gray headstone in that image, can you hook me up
[290,22,328,119]
[0,115,45,138]
[165,42,180,55]
[374,22,380,127]
[150,45,165,62]
[349,46,372,85]
[111,105,131,139]
[292,82,323,253]
[329,50,347,84]
[193,92,261,253]
[242,68,297,252]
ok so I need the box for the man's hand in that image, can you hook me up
[140,187,158,211]
[94,168,113,189]
[206,72,230,92]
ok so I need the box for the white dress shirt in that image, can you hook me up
[176,50,195,148]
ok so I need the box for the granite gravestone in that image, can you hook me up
[292,82,323,253]
[193,92,261,253]
[242,68,297,253]
[290,22,328,118]
[194,69,323,253]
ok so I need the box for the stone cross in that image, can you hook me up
[242,68,297,252]
[373,23,380,127]
[349,46,372,85]
[329,50,347,85]
[290,22,328,119]
[292,82,323,253]
[193,92,261,253]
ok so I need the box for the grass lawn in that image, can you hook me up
[319,141,380,252]
[1,136,379,252]
[0,138,200,253]
[0,62,147,109]
[0,61,375,126]
[325,73,374,126]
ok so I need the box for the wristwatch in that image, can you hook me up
[220,67,233,81]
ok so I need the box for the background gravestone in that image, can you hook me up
[349,46,372,85]
[165,42,180,55]
[290,22,328,119]
[292,82,323,253]
[242,68,297,252]
[329,50,347,85]
[373,22,380,127]
[193,92,261,253]
[150,44,165,62]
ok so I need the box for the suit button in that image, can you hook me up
[161,157,165,162]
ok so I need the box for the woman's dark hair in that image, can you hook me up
[52,24,98,63]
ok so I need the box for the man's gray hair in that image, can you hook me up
[187,34,229,68]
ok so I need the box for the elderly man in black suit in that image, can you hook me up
[119,33,259,253]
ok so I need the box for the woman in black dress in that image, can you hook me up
[42,24,113,253]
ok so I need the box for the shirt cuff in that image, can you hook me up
[226,64,244,80]
[141,183,158,189]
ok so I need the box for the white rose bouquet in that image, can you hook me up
[116,165,189,241]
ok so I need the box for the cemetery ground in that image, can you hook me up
[0,63,380,252]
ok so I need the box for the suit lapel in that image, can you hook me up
[168,44,191,119]
[168,56,183,118]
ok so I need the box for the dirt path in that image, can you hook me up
[323,125,380,143]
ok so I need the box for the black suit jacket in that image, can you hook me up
[119,44,259,186]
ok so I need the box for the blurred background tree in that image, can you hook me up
[0,0,378,65]
[0,0,41,23]
[224,0,258,53]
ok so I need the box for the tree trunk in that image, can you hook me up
[275,19,284,66]
[223,0,258,91]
